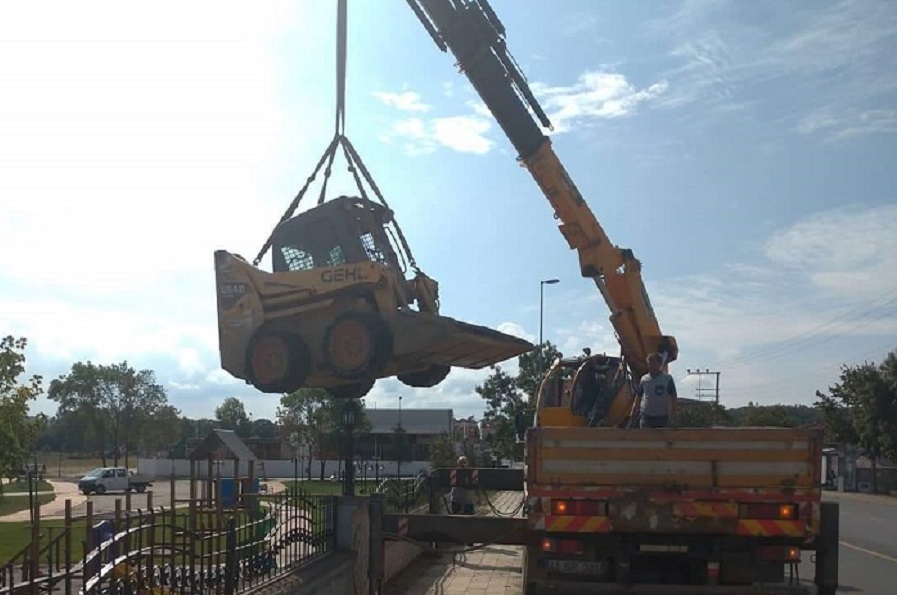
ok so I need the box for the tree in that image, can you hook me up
[516,342,563,400]
[48,361,168,467]
[0,336,45,492]
[671,402,732,428]
[738,402,797,428]
[250,418,278,440]
[816,351,897,493]
[215,397,251,437]
[476,342,561,462]
[278,388,333,480]
[427,431,457,470]
[139,404,182,455]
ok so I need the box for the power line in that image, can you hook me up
[715,290,897,368]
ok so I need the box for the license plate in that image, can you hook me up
[542,559,605,576]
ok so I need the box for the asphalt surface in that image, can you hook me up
[821,491,897,593]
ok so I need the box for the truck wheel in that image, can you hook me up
[96,485,106,495]
[136,484,147,493]
[398,364,450,388]
[327,378,376,399]
[247,331,310,393]
[323,312,392,378]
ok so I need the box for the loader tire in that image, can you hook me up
[247,331,310,393]
[398,364,450,388]
[323,312,392,378]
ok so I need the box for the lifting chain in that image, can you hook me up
[253,0,420,272]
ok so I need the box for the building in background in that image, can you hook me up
[356,408,453,472]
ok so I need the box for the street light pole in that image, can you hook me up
[539,279,560,382]
[539,279,560,346]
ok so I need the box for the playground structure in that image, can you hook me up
[0,431,337,595]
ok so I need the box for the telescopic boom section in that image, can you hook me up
[410,0,678,376]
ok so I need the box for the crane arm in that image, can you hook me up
[409,0,678,377]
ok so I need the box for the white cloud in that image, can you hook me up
[532,72,669,133]
[794,109,897,141]
[170,381,201,391]
[431,117,494,154]
[385,115,493,156]
[206,368,243,386]
[496,322,536,344]
[649,0,897,138]
[647,203,897,401]
[763,204,897,296]
[372,91,430,112]
[376,71,665,155]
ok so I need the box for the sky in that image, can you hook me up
[1,0,896,423]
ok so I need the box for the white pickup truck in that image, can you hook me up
[77,467,152,495]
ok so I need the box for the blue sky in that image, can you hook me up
[2,0,895,423]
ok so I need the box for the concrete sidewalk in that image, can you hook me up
[389,490,526,594]
[0,480,86,522]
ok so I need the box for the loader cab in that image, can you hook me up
[534,354,629,428]
[270,195,405,275]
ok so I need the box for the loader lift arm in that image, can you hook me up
[408,0,678,380]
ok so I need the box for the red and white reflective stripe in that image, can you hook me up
[398,517,408,536]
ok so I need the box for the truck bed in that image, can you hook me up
[529,427,821,489]
[526,426,823,540]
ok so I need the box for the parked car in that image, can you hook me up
[77,467,152,495]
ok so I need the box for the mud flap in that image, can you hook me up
[814,501,839,595]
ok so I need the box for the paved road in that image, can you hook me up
[820,491,897,593]
[391,491,897,594]
[1,478,287,521]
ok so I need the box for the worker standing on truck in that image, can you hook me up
[634,352,677,428]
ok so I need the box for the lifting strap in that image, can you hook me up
[253,0,420,272]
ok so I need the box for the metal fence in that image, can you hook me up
[0,488,335,595]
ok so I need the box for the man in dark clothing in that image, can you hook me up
[634,352,677,428]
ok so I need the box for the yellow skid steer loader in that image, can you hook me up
[215,195,533,399]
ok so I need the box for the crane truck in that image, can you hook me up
[401,1,840,593]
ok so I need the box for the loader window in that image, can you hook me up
[327,245,347,266]
[360,232,388,265]
[281,246,315,271]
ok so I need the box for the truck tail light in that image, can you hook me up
[551,499,607,516]
[756,545,801,561]
[542,537,583,555]
[739,502,797,520]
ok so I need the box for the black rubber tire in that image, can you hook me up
[96,485,106,495]
[136,484,147,493]
[398,364,451,388]
[323,312,393,378]
[246,330,311,393]
[327,377,376,399]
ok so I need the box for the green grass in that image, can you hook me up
[1,480,54,493]
[0,493,55,517]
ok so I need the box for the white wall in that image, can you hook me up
[137,458,433,479]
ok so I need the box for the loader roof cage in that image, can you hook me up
[270,195,406,275]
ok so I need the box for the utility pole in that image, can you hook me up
[686,369,720,405]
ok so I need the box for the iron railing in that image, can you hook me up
[0,487,335,595]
